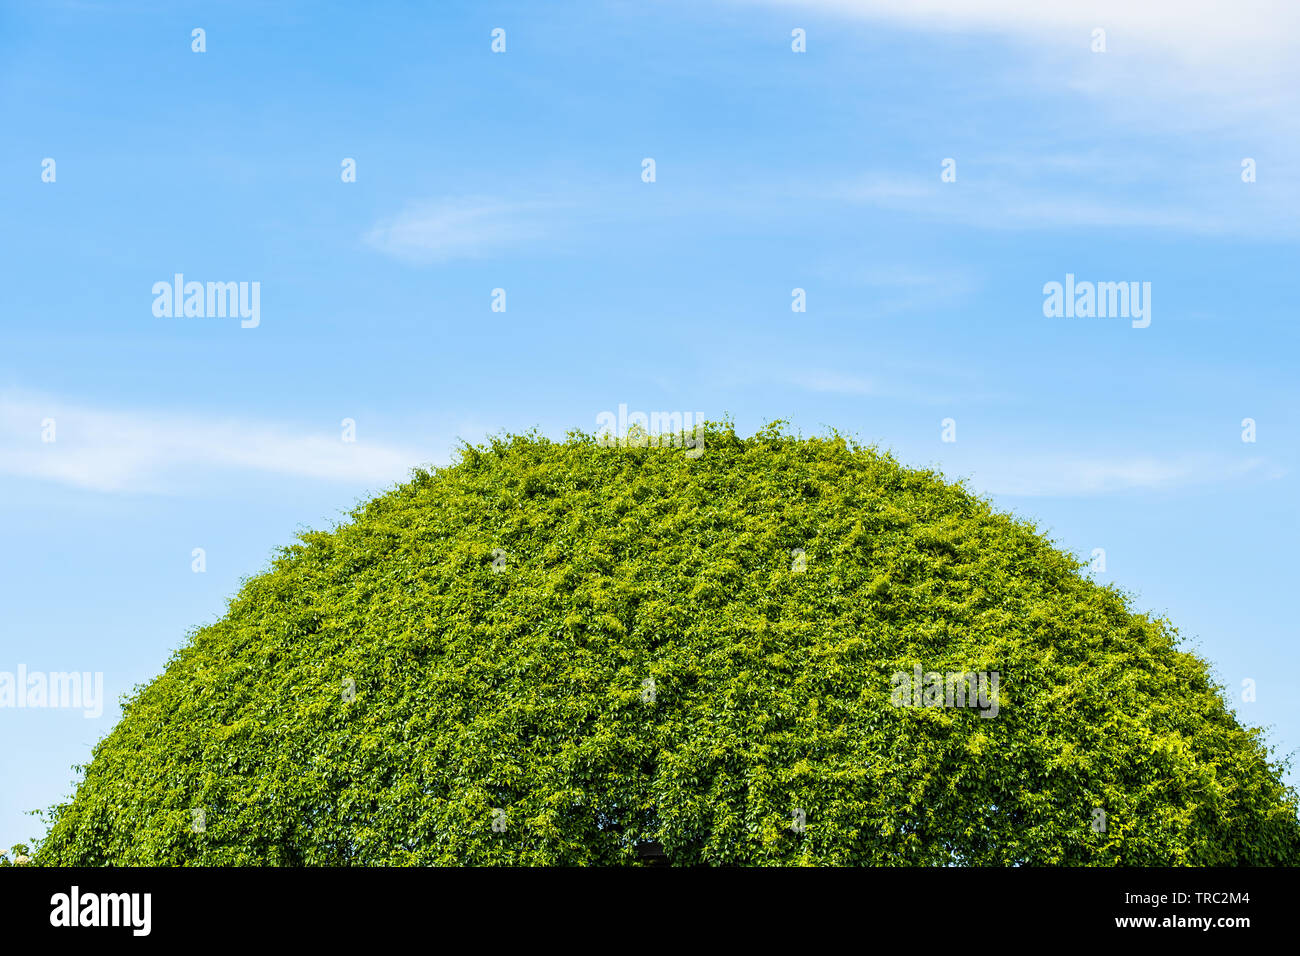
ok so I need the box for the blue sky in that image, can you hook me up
[2,0,1298,852]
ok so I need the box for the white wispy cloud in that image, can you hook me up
[958,453,1277,497]
[822,169,1293,236]
[364,196,552,263]
[0,392,428,494]
[746,1,1300,79]
[810,261,980,316]
[767,362,1000,405]
[753,1,1300,234]
[752,0,1300,147]
[786,371,880,396]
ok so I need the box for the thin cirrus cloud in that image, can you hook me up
[770,372,1275,496]
[962,453,1277,498]
[745,1,1300,77]
[783,370,976,405]
[363,196,553,264]
[759,1,1300,235]
[820,171,1296,237]
[0,392,429,494]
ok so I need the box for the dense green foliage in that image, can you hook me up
[35,424,1300,865]
[0,844,31,866]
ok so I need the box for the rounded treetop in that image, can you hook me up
[35,424,1300,865]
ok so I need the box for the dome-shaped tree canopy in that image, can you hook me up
[35,424,1300,865]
